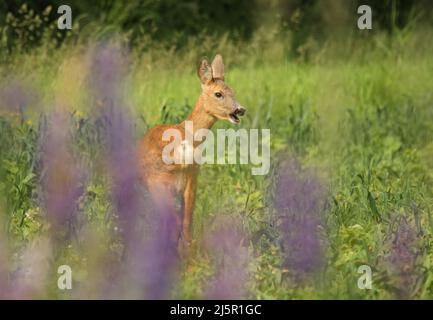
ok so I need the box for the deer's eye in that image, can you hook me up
[214,92,223,98]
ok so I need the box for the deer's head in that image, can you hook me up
[197,54,246,124]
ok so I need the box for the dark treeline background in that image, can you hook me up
[0,0,433,53]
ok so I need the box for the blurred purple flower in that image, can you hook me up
[0,79,34,113]
[105,116,180,298]
[129,202,180,299]
[9,238,51,299]
[88,42,128,107]
[0,225,10,299]
[274,158,326,280]
[39,112,86,232]
[384,216,421,299]
[204,215,250,299]
[107,111,143,245]
[87,42,180,299]
[88,42,142,246]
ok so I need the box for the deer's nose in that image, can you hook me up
[235,106,246,116]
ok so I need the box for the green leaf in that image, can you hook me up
[367,191,381,221]
[22,172,35,184]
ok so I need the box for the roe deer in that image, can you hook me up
[138,54,246,245]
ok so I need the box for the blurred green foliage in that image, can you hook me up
[1,0,433,300]
[1,0,433,55]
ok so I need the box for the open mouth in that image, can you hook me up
[228,108,246,124]
[229,113,240,123]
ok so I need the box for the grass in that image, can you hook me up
[1,27,433,299]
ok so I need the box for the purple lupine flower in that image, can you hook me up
[0,79,34,113]
[106,110,143,246]
[88,42,141,246]
[0,220,10,299]
[101,199,180,300]
[87,43,180,299]
[104,111,180,299]
[88,42,128,107]
[39,112,86,232]
[128,201,180,299]
[384,216,421,299]
[9,238,51,299]
[87,43,142,297]
[102,117,179,299]
[204,215,250,299]
[273,158,326,280]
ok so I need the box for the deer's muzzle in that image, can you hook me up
[229,106,246,124]
[235,107,246,116]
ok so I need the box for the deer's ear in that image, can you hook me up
[197,58,213,84]
[211,54,224,80]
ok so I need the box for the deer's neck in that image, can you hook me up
[183,95,216,132]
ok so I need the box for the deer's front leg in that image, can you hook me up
[182,173,197,244]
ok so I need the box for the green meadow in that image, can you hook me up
[1,2,433,299]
